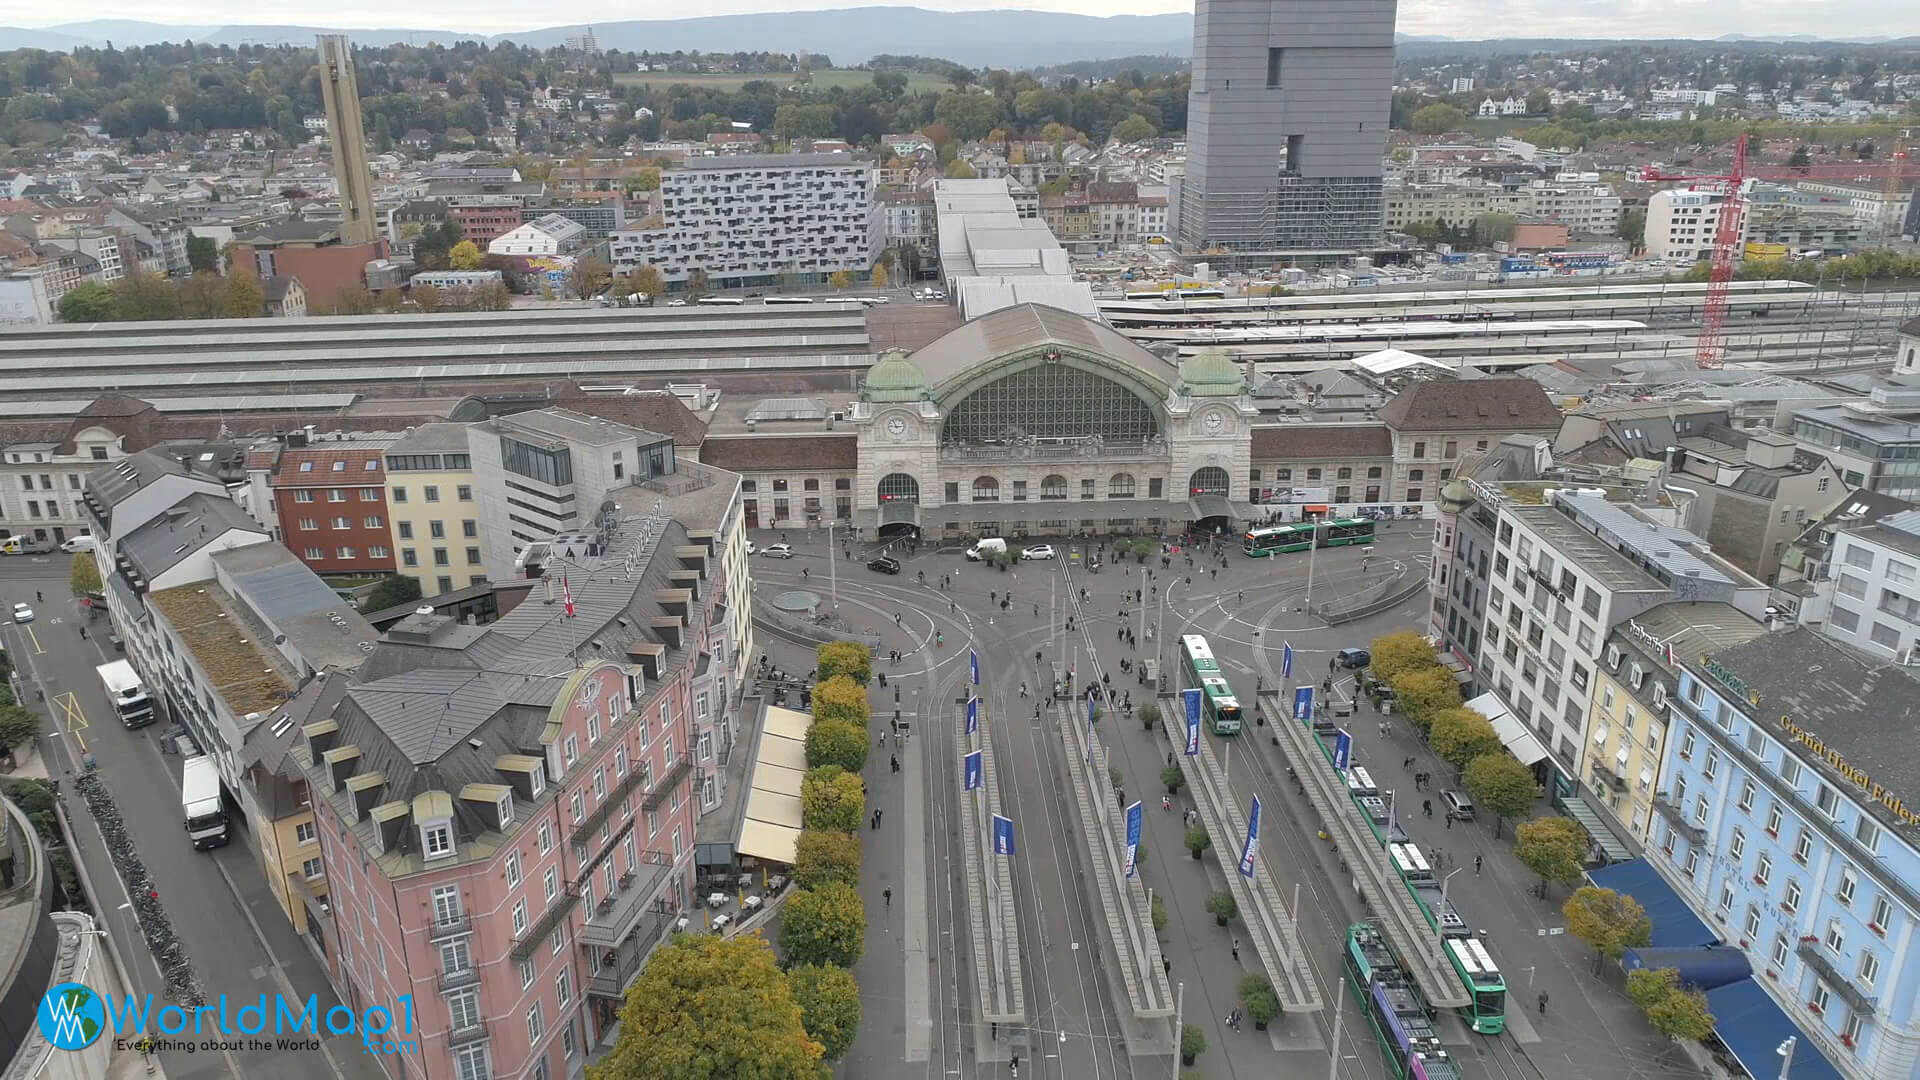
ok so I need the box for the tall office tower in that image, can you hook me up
[1175,0,1396,267]
[316,34,379,246]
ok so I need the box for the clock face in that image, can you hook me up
[1202,412,1226,436]
[886,416,908,439]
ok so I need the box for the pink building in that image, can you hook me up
[292,471,748,1080]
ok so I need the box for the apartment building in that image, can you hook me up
[1086,182,1140,246]
[384,424,483,597]
[1772,488,1916,622]
[1376,379,1563,504]
[1578,602,1763,844]
[517,197,627,240]
[1786,383,1920,499]
[1796,508,1920,661]
[467,409,680,581]
[38,230,124,282]
[1645,186,1746,261]
[1793,179,1918,241]
[488,213,587,257]
[1522,173,1622,237]
[1384,182,1527,231]
[1657,631,1920,1080]
[1248,425,1395,505]
[298,477,739,1080]
[878,191,936,260]
[607,154,879,287]
[267,435,402,577]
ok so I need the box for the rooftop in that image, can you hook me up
[1558,491,1759,591]
[907,303,1178,391]
[212,542,379,675]
[1376,378,1562,432]
[119,492,267,581]
[386,421,471,456]
[675,153,872,172]
[484,406,671,450]
[149,581,299,720]
[1510,503,1667,594]
[1611,601,1767,676]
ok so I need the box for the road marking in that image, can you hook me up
[53,691,88,753]
[26,625,43,654]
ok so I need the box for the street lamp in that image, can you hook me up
[1436,867,1463,963]
[1777,1036,1798,1080]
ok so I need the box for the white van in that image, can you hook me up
[966,538,1008,561]
[60,536,96,554]
[0,535,53,555]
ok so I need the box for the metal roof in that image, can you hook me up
[745,397,827,422]
[0,393,359,419]
[1557,492,1736,587]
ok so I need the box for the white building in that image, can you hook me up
[1650,87,1719,107]
[1524,172,1623,237]
[1450,77,1476,93]
[1806,508,1920,661]
[486,212,587,256]
[1478,96,1526,118]
[1645,186,1747,261]
[607,153,879,287]
[1138,186,1171,241]
[1793,179,1917,243]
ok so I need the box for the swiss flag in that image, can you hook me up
[562,574,575,618]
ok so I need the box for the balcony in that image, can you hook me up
[1795,942,1876,1017]
[427,912,471,940]
[586,912,676,997]
[1651,795,1706,843]
[581,851,675,948]
[446,1019,489,1048]
[642,757,694,812]
[437,966,480,993]
[510,892,582,963]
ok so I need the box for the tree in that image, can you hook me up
[567,255,612,299]
[0,705,37,753]
[1626,968,1716,1042]
[70,552,102,596]
[1429,708,1503,771]
[801,765,866,832]
[630,264,664,302]
[186,234,219,274]
[1525,88,1553,115]
[448,239,484,271]
[588,934,822,1080]
[811,675,870,729]
[1185,826,1212,859]
[1111,114,1156,144]
[945,157,977,179]
[787,963,861,1060]
[58,282,115,323]
[1562,886,1651,974]
[1367,630,1435,683]
[805,720,869,774]
[1470,212,1516,247]
[217,271,264,318]
[1138,701,1162,732]
[1788,145,1811,168]
[828,270,852,291]
[687,268,711,298]
[817,642,872,686]
[792,829,862,890]
[1239,975,1280,1029]
[361,574,423,613]
[1412,103,1468,134]
[177,273,224,318]
[1205,891,1237,925]
[1513,816,1587,899]
[782,881,866,967]
[1388,667,1462,735]
[1462,752,1535,837]
[1180,1023,1206,1066]
[869,262,889,289]
[1618,208,1647,250]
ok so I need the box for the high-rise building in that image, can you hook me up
[316,35,379,248]
[1175,0,1396,266]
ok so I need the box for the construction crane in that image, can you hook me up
[1880,130,1912,246]
[1642,135,1920,368]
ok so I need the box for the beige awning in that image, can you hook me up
[736,703,816,866]
[737,818,801,864]
[764,705,813,741]
[1464,691,1549,767]
[759,731,809,773]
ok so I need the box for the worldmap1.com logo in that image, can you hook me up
[40,983,107,1050]
[38,981,420,1056]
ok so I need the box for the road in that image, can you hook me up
[0,557,377,1080]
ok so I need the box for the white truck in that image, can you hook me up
[181,756,229,850]
[95,660,155,729]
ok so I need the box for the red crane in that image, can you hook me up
[1642,136,1920,368]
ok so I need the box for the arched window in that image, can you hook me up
[1337,467,1352,480]
[1108,472,1136,499]
[1306,468,1322,481]
[878,473,919,504]
[1189,467,1230,496]
[943,365,1158,444]
[972,476,1000,502]
[1040,474,1069,501]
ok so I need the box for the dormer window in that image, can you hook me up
[1605,644,1622,670]
[1629,663,1646,690]
[422,821,455,860]
[498,792,514,827]
[529,764,546,798]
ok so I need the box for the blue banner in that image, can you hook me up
[1293,685,1314,722]
[1238,796,1262,877]
[1333,728,1352,771]
[1281,641,1293,680]
[964,749,982,792]
[1183,688,1202,756]
[1123,800,1143,878]
[970,650,980,686]
[992,814,1015,856]
[966,695,979,736]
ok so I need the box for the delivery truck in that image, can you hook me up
[181,755,229,850]
[96,659,155,728]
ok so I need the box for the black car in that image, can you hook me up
[867,556,903,574]
[1336,647,1372,669]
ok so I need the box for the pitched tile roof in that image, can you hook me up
[552,390,709,448]
[1376,378,1562,432]
[700,434,857,471]
[1250,424,1394,459]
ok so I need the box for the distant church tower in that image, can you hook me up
[316,34,379,247]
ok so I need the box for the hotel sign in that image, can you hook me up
[1777,717,1920,829]
[1701,656,1761,705]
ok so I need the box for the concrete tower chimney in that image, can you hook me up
[316,35,379,247]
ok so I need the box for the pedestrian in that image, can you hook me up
[891,755,900,773]
[895,611,903,626]
[884,887,893,908]
[1164,956,1171,976]
[875,809,884,828]
[1475,854,1483,876]
[878,730,887,747]
[79,626,87,640]
[1231,937,1240,962]
[1329,656,1337,674]
[892,716,900,735]
[1019,682,1028,698]
[1446,812,1454,830]
[35,590,42,602]
[801,567,810,580]
[1423,799,1433,818]
[1167,751,1174,767]
[1537,991,1549,1016]
[1010,1054,1020,1077]
[1404,756,1415,771]
[1034,604,1040,618]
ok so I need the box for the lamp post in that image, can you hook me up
[1778,1036,1798,1080]
[1437,867,1463,963]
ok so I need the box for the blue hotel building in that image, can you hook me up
[1652,627,1920,1079]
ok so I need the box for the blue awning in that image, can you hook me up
[1623,946,1751,991]
[1705,980,1844,1080]
[1585,858,1717,948]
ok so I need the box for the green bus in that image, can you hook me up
[1242,517,1376,557]
[1179,634,1243,734]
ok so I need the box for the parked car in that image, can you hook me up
[60,536,97,553]
[867,556,903,575]
[12,602,33,623]
[1020,544,1057,561]
[762,543,794,559]
[666,298,688,307]
[1336,647,1371,669]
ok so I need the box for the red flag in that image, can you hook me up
[562,573,575,617]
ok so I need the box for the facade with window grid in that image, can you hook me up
[385,423,482,598]
[268,438,401,576]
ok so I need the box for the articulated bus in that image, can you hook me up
[1177,634,1243,734]
[1243,517,1375,556]
[695,296,746,306]
[762,296,817,305]
[1344,924,1465,1079]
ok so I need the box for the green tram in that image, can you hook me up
[1178,634,1243,735]
[1242,517,1376,556]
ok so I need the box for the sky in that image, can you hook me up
[3,0,1911,41]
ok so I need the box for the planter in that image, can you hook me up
[1194,849,1206,861]
[1181,1054,1196,1067]
[1214,913,1229,925]
[1254,1019,1269,1031]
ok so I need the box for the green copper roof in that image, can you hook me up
[1179,349,1244,398]
[861,348,929,402]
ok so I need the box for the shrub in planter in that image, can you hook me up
[1205,891,1237,927]
[1180,1023,1206,1066]
[1161,765,1186,795]
[1186,827,1213,860]
[1239,975,1280,1030]
[1138,701,1162,732]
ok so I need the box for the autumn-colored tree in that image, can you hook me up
[828,270,852,291]
[217,271,265,318]
[470,280,513,311]
[805,720,869,774]
[1389,666,1462,735]
[1563,886,1651,973]
[1429,708,1504,771]
[587,934,822,1080]
[787,963,862,1060]
[410,283,444,313]
[869,262,889,289]
[817,641,872,686]
[176,272,223,317]
[1625,968,1716,1041]
[1462,752,1535,837]
[110,271,182,320]
[70,552,102,596]
[567,254,612,299]
[448,239,484,271]
[791,829,862,890]
[1513,816,1587,899]
[945,157,977,179]
[811,675,870,729]
[1368,630,1436,683]
[630,264,664,302]
[782,881,866,968]
[801,765,866,832]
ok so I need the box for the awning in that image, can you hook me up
[1188,494,1236,521]
[1622,946,1751,991]
[1463,692,1548,766]
[1558,794,1637,864]
[737,818,801,865]
[1585,858,1716,948]
[736,705,812,866]
[1704,980,1844,1080]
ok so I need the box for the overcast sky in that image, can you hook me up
[5,0,1910,41]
